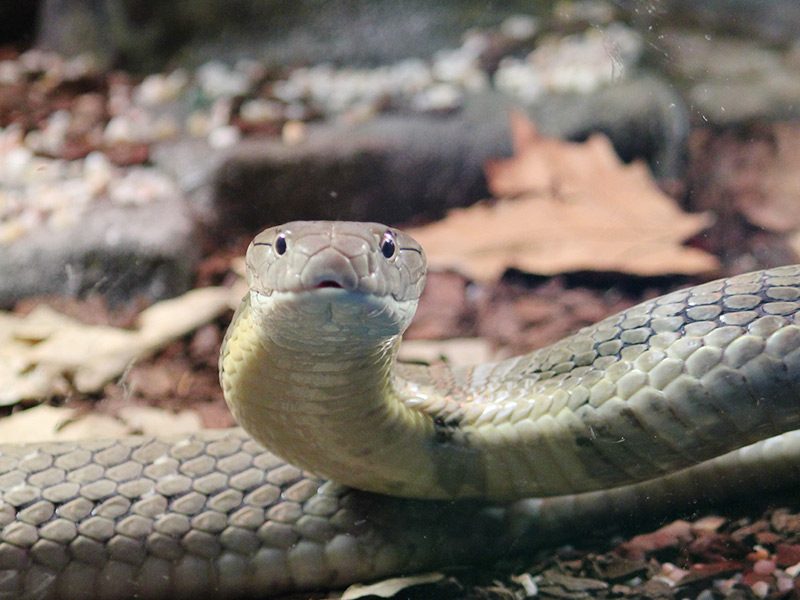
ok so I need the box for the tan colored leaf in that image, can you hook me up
[408,115,718,281]
[0,406,127,443]
[0,405,202,444]
[117,405,202,436]
[342,573,445,599]
[0,286,235,406]
[398,338,496,367]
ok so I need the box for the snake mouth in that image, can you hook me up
[315,281,343,289]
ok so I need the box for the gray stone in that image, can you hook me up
[36,0,538,71]
[654,31,800,125]
[619,0,800,46]
[0,196,198,308]
[154,77,688,233]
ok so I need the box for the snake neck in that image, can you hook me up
[220,293,463,498]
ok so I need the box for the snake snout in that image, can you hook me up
[301,249,360,291]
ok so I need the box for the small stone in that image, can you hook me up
[134,70,188,106]
[281,120,307,145]
[411,83,463,113]
[239,99,283,124]
[751,580,770,598]
[500,14,539,40]
[208,125,241,149]
[196,61,250,98]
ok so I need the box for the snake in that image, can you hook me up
[4,220,800,599]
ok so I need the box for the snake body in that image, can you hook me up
[4,220,800,598]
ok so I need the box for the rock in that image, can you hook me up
[208,97,512,230]
[619,0,800,46]
[0,196,198,307]
[154,77,689,234]
[656,31,800,125]
[35,1,542,72]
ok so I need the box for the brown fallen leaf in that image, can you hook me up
[341,572,445,599]
[397,338,496,367]
[409,114,718,281]
[0,286,236,405]
[0,404,201,443]
[617,519,694,560]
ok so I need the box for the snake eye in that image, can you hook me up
[380,231,396,259]
[275,233,287,256]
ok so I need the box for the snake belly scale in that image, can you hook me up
[3,220,800,598]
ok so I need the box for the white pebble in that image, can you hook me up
[207,125,241,149]
[525,23,643,95]
[751,580,770,599]
[494,58,543,103]
[135,70,188,106]
[108,168,177,205]
[281,121,307,145]
[510,573,538,597]
[0,60,21,84]
[18,49,62,75]
[83,151,113,194]
[1,146,34,185]
[196,61,250,98]
[411,83,463,112]
[104,115,135,144]
[40,110,71,154]
[501,14,539,40]
[432,48,479,84]
[239,99,283,124]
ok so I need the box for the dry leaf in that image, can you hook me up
[0,405,202,444]
[511,573,539,597]
[342,573,445,599]
[409,114,718,281]
[0,406,127,443]
[398,338,496,366]
[0,286,235,405]
[117,405,202,436]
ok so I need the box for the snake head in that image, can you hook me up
[245,221,427,338]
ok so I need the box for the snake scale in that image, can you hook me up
[3,220,800,599]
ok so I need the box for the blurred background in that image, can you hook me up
[1,2,800,597]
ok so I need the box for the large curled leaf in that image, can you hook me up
[409,114,718,281]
